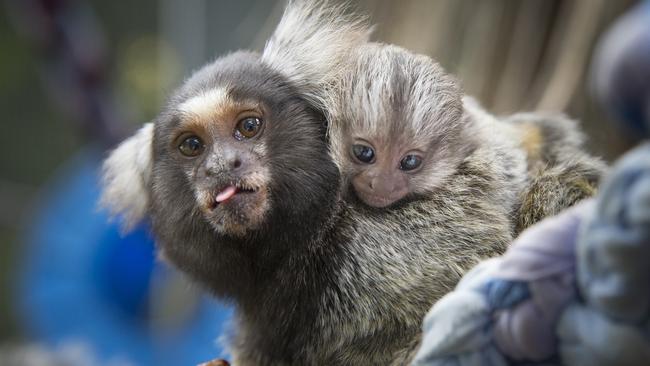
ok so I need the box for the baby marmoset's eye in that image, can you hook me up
[352,144,375,164]
[234,117,263,140]
[178,135,205,157]
[400,154,422,171]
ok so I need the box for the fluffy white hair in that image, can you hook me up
[100,123,153,229]
[262,0,372,107]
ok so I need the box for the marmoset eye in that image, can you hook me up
[352,144,375,164]
[234,117,263,140]
[399,155,422,171]
[179,135,204,157]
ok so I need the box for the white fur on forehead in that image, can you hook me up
[178,87,231,120]
[262,0,372,107]
[100,123,153,230]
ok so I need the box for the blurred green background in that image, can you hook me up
[0,0,640,352]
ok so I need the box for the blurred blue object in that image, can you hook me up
[15,148,233,365]
[592,0,650,137]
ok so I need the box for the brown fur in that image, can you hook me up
[519,122,544,165]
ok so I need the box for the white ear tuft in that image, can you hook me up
[262,0,372,107]
[100,123,154,230]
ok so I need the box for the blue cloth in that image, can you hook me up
[577,144,650,323]
[558,143,650,366]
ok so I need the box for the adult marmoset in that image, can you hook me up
[101,2,514,365]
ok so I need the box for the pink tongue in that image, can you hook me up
[215,185,237,203]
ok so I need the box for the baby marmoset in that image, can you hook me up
[101,2,515,365]
[328,43,605,234]
[328,43,527,222]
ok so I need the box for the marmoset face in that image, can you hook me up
[346,134,433,208]
[170,93,271,235]
[150,52,337,237]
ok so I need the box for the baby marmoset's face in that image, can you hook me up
[347,133,428,208]
[329,43,473,208]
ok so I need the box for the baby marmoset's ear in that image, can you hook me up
[100,123,153,231]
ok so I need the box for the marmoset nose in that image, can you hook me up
[202,149,247,177]
[231,158,242,170]
[223,149,249,172]
[369,175,397,194]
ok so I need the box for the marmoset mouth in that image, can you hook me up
[351,179,410,208]
[209,181,260,209]
[196,172,271,236]
[353,188,404,208]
